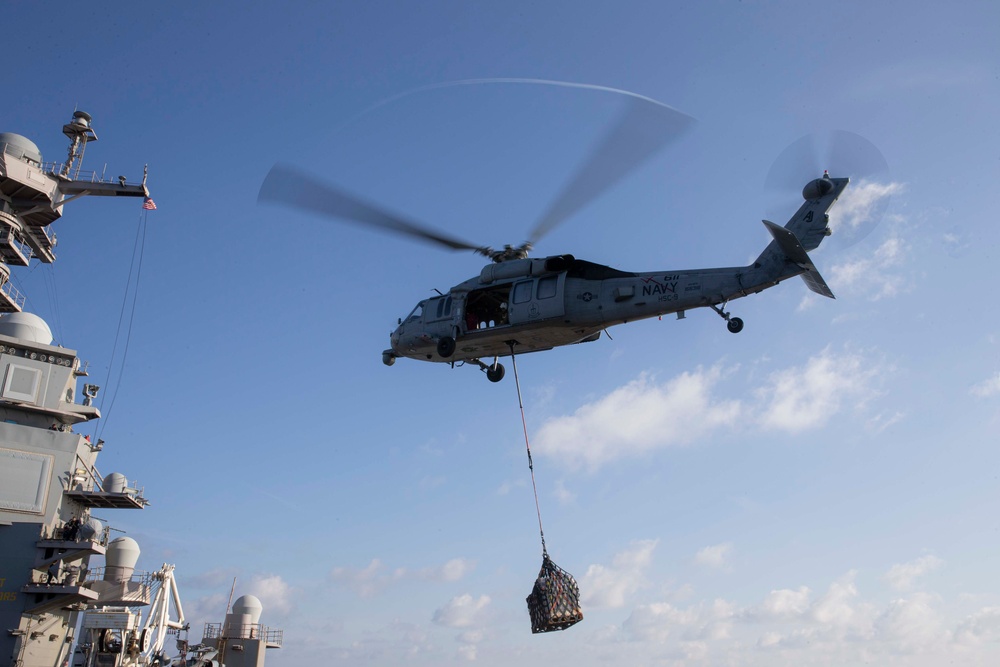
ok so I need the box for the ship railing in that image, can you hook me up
[36,159,143,187]
[1,207,57,246]
[28,222,57,246]
[203,623,282,645]
[0,279,25,311]
[82,464,149,504]
[0,225,33,259]
[85,568,156,588]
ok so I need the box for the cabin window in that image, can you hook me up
[513,281,533,304]
[537,275,558,300]
[435,296,452,319]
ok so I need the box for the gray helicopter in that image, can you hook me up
[259,104,880,382]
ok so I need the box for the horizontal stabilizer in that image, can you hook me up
[762,220,835,299]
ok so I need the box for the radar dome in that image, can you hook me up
[104,536,140,582]
[232,595,263,624]
[106,537,140,567]
[0,133,42,164]
[0,312,53,345]
[103,472,127,493]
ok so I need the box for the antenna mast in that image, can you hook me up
[60,110,98,178]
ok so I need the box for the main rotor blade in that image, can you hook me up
[258,164,484,253]
[528,96,695,245]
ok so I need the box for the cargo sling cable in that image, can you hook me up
[508,343,548,559]
[508,343,584,633]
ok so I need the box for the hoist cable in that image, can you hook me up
[509,344,547,558]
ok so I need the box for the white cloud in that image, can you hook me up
[623,598,735,643]
[874,592,947,653]
[810,570,861,628]
[955,607,1000,645]
[832,180,904,237]
[581,539,658,609]
[432,594,490,628]
[756,348,880,433]
[746,586,811,620]
[455,630,485,662]
[694,542,732,570]
[884,555,944,591]
[624,602,699,642]
[435,558,476,582]
[533,366,741,470]
[829,235,907,300]
[532,348,886,469]
[182,592,230,631]
[971,372,1000,398]
[248,573,294,616]
[330,556,475,596]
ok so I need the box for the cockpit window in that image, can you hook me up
[406,301,425,323]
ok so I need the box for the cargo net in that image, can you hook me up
[526,555,584,633]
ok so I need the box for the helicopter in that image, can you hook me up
[259,102,870,383]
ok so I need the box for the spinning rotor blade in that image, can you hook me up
[258,164,484,253]
[527,96,696,246]
[765,130,892,252]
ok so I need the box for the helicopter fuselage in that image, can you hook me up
[383,175,849,379]
[389,259,771,363]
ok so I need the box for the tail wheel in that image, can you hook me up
[727,317,744,333]
[437,336,456,358]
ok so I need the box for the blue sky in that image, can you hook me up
[5,1,1000,665]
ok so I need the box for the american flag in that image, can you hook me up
[142,197,157,210]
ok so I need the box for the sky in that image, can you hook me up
[3,1,1000,665]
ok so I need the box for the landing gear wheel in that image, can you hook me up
[727,317,744,333]
[437,336,456,358]
[486,363,505,383]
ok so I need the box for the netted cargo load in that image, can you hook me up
[526,555,583,633]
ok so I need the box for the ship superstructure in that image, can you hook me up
[0,112,283,667]
[0,111,151,667]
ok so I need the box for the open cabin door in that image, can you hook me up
[463,284,512,332]
[508,273,566,325]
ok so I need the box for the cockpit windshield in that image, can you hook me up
[403,301,425,324]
